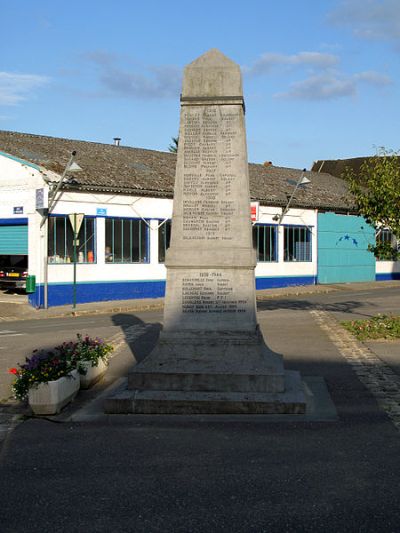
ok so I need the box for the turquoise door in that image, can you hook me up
[0,222,28,254]
[317,213,375,284]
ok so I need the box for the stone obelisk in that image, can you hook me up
[106,49,306,414]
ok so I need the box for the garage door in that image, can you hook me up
[318,213,375,284]
[0,219,28,255]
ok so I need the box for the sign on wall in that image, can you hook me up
[13,206,23,214]
[96,208,107,216]
[250,202,259,223]
[35,188,48,210]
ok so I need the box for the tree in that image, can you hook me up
[344,148,400,260]
[168,136,179,153]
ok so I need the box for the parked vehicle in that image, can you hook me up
[0,255,28,289]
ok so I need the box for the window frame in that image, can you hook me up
[104,216,150,264]
[158,219,171,264]
[283,224,312,262]
[376,228,399,261]
[252,223,278,263]
[48,215,96,265]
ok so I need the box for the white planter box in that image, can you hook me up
[28,369,80,415]
[79,358,108,389]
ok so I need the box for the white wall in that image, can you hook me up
[48,191,173,285]
[376,260,400,275]
[0,155,48,283]
[48,192,318,285]
[254,205,318,280]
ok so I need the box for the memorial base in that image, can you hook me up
[105,371,307,415]
[128,327,286,393]
[105,328,307,415]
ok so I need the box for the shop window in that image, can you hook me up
[252,224,277,262]
[158,220,171,263]
[105,218,148,263]
[284,226,312,262]
[48,216,96,264]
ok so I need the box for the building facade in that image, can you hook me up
[0,131,398,308]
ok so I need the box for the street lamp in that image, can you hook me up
[273,169,311,224]
[41,152,83,309]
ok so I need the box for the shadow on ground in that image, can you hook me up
[257,298,377,318]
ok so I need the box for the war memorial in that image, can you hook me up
[106,49,308,414]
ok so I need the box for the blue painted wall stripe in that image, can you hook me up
[376,273,400,281]
[256,276,315,290]
[0,218,28,225]
[28,275,316,308]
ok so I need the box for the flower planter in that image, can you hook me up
[28,369,80,415]
[79,358,108,389]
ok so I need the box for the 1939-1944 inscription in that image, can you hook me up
[181,272,247,314]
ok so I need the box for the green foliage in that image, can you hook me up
[168,136,179,153]
[342,314,400,341]
[344,148,400,260]
[9,334,113,401]
[369,241,399,261]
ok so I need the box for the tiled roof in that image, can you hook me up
[312,158,367,179]
[0,130,354,211]
[312,156,400,180]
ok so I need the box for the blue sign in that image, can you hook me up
[96,208,107,216]
[13,206,23,214]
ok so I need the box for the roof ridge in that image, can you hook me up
[0,130,177,157]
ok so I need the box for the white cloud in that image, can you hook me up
[275,73,356,100]
[0,72,49,106]
[354,71,393,85]
[275,70,392,100]
[328,0,400,43]
[85,51,182,100]
[244,51,339,76]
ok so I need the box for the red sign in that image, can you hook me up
[250,202,259,222]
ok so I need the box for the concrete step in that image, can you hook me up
[105,370,307,415]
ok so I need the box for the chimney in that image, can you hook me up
[113,137,121,147]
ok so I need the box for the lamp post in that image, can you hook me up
[274,169,311,225]
[40,152,82,309]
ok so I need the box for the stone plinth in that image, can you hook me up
[106,49,306,415]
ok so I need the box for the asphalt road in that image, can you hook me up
[1,286,399,401]
[1,286,400,532]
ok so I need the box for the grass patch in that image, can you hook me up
[342,314,400,341]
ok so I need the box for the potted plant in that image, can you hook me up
[73,334,113,389]
[9,348,80,415]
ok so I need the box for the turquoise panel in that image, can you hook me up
[317,213,375,284]
[0,224,28,254]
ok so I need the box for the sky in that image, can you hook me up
[1,0,399,169]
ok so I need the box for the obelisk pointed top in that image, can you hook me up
[187,48,238,68]
[182,48,243,98]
